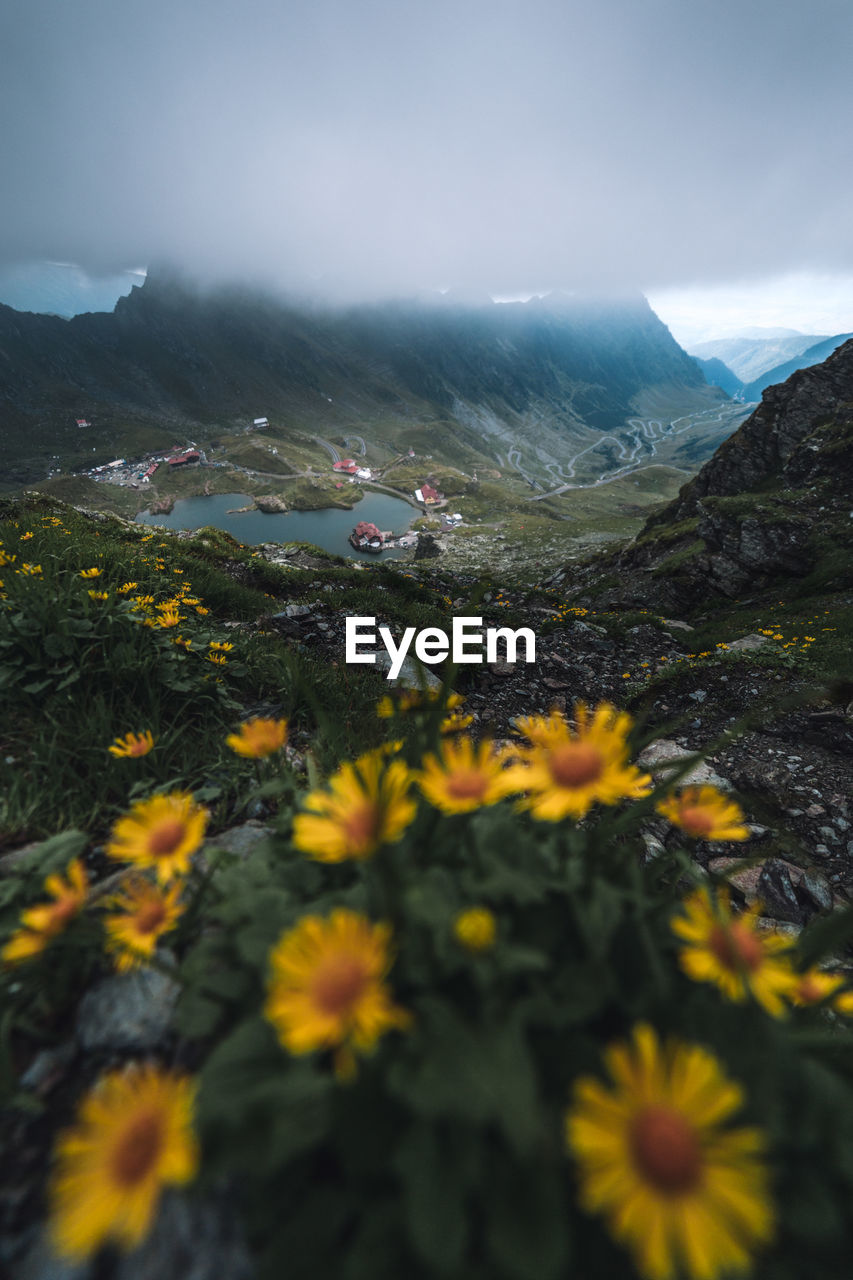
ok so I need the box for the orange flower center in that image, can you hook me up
[148,819,187,857]
[709,921,763,973]
[311,954,369,1017]
[445,770,489,801]
[796,975,823,1004]
[630,1105,702,1194]
[47,896,80,933]
[135,899,168,935]
[343,802,381,851]
[110,1110,164,1187]
[679,805,716,836]
[548,743,604,789]
[128,740,149,757]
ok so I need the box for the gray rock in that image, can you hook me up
[757,860,804,925]
[13,1232,92,1280]
[800,870,834,914]
[76,967,180,1052]
[727,633,769,652]
[115,1191,254,1280]
[372,650,441,688]
[204,821,272,861]
[637,740,731,791]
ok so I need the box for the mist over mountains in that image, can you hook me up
[0,272,722,484]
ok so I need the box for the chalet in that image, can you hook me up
[349,520,384,553]
[414,483,441,505]
[168,451,200,467]
[76,418,90,428]
[253,417,269,429]
[333,459,358,474]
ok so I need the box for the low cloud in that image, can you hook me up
[2,0,852,302]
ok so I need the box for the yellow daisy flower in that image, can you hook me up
[226,717,289,758]
[293,749,416,862]
[208,640,234,652]
[453,906,497,952]
[567,1023,773,1280]
[264,909,410,1079]
[116,581,138,594]
[194,605,209,616]
[49,1064,198,1260]
[2,859,89,966]
[672,888,796,1017]
[504,702,652,821]
[789,967,853,1015]
[416,736,513,814]
[207,651,227,665]
[103,877,184,971]
[657,786,749,841]
[20,562,43,576]
[376,688,464,718]
[80,567,101,578]
[440,708,475,734]
[87,589,109,602]
[106,792,208,884]
[156,609,181,628]
[108,730,155,759]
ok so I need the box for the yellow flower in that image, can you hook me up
[88,589,109,602]
[172,634,192,649]
[103,877,184,972]
[106,792,208,884]
[453,907,496,952]
[194,605,209,615]
[132,594,154,608]
[264,909,410,1079]
[672,888,796,1017]
[21,531,33,540]
[20,562,43,576]
[416,736,513,814]
[208,640,234,652]
[504,702,652,821]
[293,749,416,862]
[440,708,475,734]
[207,651,227,665]
[657,786,749,841]
[567,1023,773,1280]
[116,581,138,594]
[377,688,465,719]
[156,609,181,628]
[2,859,89,965]
[108,730,155,759]
[49,1063,198,1260]
[226,717,288,758]
[789,967,853,1015]
[80,567,101,578]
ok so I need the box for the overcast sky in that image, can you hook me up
[2,0,852,323]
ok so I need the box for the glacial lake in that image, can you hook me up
[136,492,415,560]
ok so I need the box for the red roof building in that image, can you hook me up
[333,460,358,473]
[167,451,200,467]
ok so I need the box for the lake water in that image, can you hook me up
[136,492,415,560]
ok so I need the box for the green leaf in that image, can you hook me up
[798,906,853,968]
[394,1121,469,1274]
[485,1159,570,1280]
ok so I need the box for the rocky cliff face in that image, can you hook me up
[570,338,853,612]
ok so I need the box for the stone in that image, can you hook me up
[115,1190,254,1280]
[757,860,804,925]
[637,740,731,791]
[727,634,769,652]
[373,651,441,689]
[707,857,762,901]
[799,870,834,914]
[204,821,272,861]
[76,967,180,1052]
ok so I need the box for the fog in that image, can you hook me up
[2,0,852,302]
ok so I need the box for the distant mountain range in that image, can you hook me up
[0,273,723,485]
[688,330,852,402]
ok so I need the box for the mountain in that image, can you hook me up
[693,356,744,397]
[591,336,853,611]
[742,332,853,400]
[688,332,828,384]
[0,273,723,485]
[0,260,142,319]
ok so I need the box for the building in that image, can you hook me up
[167,451,201,467]
[349,520,384,553]
[333,460,358,475]
[75,418,90,428]
[253,417,269,429]
[415,483,441,505]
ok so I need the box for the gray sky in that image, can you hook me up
[2,0,852,308]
